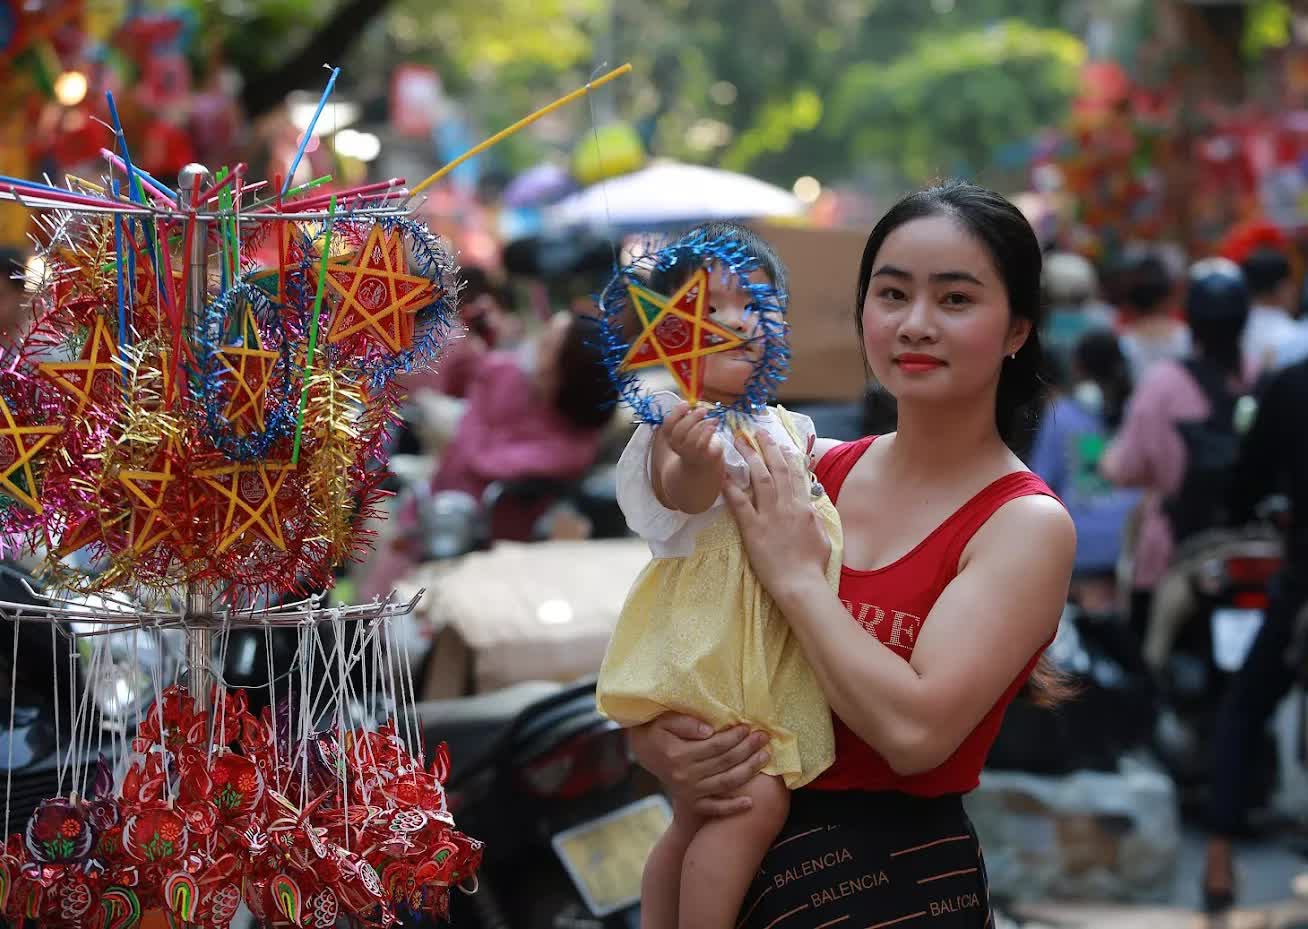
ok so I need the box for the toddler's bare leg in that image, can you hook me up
[679,774,789,929]
[641,799,703,929]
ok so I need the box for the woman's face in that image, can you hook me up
[699,266,780,405]
[860,215,1029,407]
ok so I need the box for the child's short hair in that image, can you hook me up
[647,221,788,298]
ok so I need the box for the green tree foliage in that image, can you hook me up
[177,0,1088,188]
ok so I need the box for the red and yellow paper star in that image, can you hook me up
[38,316,121,416]
[197,461,292,553]
[620,268,745,403]
[118,438,185,555]
[217,308,278,434]
[0,395,62,513]
[320,225,434,353]
[251,222,315,305]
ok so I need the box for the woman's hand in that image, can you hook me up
[628,713,771,817]
[724,430,831,603]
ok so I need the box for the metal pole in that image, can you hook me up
[178,164,213,713]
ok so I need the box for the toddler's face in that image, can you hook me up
[699,266,783,405]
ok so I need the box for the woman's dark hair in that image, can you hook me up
[459,265,511,309]
[647,221,788,297]
[855,182,1073,708]
[1185,258,1249,378]
[554,314,619,431]
[1239,248,1291,300]
[1073,330,1132,430]
[854,181,1048,452]
[1124,255,1173,316]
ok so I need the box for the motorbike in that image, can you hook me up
[415,677,664,929]
[1143,499,1288,811]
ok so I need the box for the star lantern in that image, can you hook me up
[321,225,434,353]
[0,394,61,513]
[37,316,120,417]
[197,461,291,553]
[117,438,185,555]
[217,308,278,434]
[619,268,745,404]
[251,222,315,306]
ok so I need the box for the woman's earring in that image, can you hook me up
[1009,352,1016,360]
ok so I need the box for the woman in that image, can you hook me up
[1116,253,1191,383]
[360,312,616,600]
[1101,259,1251,641]
[1030,330,1141,613]
[629,182,1075,928]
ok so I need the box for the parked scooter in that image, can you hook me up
[1143,499,1288,810]
[415,677,664,929]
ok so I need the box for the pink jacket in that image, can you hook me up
[1102,360,1210,590]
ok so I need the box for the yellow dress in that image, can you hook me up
[596,403,842,789]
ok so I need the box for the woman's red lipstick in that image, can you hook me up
[893,353,945,374]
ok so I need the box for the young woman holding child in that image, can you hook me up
[618,183,1076,928]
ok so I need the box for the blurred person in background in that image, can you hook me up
[1200,353,1308,913]
[433,266,525,398]
[1239,248,1303,383]
[1117,253,1190,383]
[360,312,617,600]
[1030,330,1140,613]
[1102,259,1250,641]
[430,310,616,509]
[1041,251,1116,371]
[392,266,522,456]
[0,247,29,346]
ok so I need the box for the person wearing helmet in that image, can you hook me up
[1201,351,1308,913]
[1101,258,1251,639]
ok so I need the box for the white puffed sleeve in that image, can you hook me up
[615,392,694,543]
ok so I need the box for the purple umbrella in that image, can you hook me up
[503,163,576,208]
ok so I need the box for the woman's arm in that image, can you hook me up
[725,434,1075,776]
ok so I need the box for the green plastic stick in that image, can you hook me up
[290,194,335,465]
[247,175,333,212]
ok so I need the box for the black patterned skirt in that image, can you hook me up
[734,790,992,929]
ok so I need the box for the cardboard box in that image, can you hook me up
[751,222,872,403]
[410,538,653,698]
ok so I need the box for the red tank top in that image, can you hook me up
[808,436,1058,796]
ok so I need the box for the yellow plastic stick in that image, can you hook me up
[408,63,632,198]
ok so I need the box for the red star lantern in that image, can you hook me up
[251,222,315,306]
[118,438,185,555]
[217,308,278,434]
[619,268,745,403]
[197,461,291,553]
[320,225,434,353]
[0,395,62,513]
[37,316,121,417]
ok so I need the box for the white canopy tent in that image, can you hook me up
[541,159,805,232]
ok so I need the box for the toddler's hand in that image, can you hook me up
[662,402,725,474]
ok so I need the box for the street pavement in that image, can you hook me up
[1007,827,1308,928]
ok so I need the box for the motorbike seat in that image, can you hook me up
[415,679,564,783]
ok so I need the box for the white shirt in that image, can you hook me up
[1243,304,1305,379]
[1276,324,1308,370]
[616,392,816,558]
[1120,324,1192,384]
